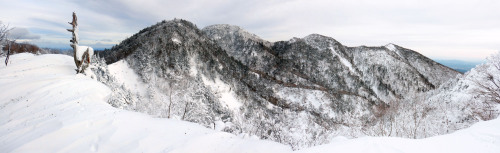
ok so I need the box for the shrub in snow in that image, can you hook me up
[468,52,500,120]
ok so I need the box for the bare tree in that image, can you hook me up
[182,100,190,120]
[1,21,12,65]
[0,22,9,44]
[67,12,94,73]
[4,40,16,66]
[371,92,432,139]
[409,95,430,139]
[374,99,398,137]
[167,81,174,118]
[469,53,500,120]
[471,53,500,105]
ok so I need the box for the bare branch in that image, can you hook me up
[0,22,12,43]
[1,22,13,66]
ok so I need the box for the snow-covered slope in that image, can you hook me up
[1,53,500,153]
[297,118,500,153]
[0,54,290,152]
[107,60,148,97]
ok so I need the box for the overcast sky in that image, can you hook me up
[0,0,499,61]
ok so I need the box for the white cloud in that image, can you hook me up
[9,27,41,40]
[0,0,498,61]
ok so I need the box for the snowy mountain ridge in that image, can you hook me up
[93,19,495,149]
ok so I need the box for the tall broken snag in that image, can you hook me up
[67,12,94,74]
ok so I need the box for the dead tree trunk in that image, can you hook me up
[67,12,93,74]
[67,12,78,68]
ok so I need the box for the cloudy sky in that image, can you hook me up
[0,0,499,61]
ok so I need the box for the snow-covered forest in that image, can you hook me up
[91,20,499,149]
[0,52,499,152]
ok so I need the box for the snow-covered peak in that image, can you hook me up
[384,43,405,59]
[203,24,244,32]
[289,37,301,43]
[385,43,398,51]
[303,33,328,39]
[303,34,338,42]
[202,24,265,43]
[302,33,342,50]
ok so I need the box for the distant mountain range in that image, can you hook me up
[434,59,485,73]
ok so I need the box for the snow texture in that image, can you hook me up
[297,118,500,153]
[201,75,243,111]
[76,46,93,61]
[172,38,182,44]
[1,53,500,153]
[107,60,148,96]
[0,53,289,153]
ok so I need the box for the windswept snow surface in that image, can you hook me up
[1,53,500,153]
[0,54,288,153]
[298,118,500,153]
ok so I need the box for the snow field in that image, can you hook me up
[1,53,499,153]
[0,54,289,153]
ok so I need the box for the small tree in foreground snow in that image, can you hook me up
[0,22,9,49]
[67,12,94,74]
[472,52,500,104]
[1,21,12,65]
[469,52,500,120]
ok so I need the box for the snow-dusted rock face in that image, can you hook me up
[97,19,465,149]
